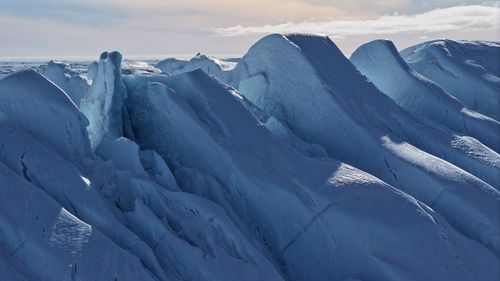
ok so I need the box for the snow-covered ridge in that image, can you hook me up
[400,39,500,121]
[350,39,500,152]
[0,34,499,281]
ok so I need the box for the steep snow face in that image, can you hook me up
[124,70,499,281]
[80,51,128,149]
[351,40,500,153]
[401,40,500,121]
[40,60,90,107]
[0,69,92,162]
[227,34,500,251]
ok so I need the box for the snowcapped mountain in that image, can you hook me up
[0,34,499,281]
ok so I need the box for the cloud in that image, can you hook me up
[0,0,129,26]
[212,4,500,38]
[300,0,494,13]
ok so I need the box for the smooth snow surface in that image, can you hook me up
[1,34,499,281]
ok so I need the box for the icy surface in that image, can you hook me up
[401,40,500,121]
[80,51,127,149]
[124,70,499,281]
[40,60,90,106]
[206,34,500,251]
[155,57,188,74]
[0,74,283,281]
[156,54,237,82]
[351,40,500,153]
[0,34,499,281]
[0,69,92,162]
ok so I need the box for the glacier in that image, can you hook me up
[0,33,499,281]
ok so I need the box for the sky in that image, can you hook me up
[0,0,498,60]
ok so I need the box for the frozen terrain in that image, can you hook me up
[0,34,499,281]
[400,40,500,121]
[350,39,500,152]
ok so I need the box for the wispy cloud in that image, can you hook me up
[212,4,500,38]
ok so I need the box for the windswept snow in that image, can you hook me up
[0,160,155,281]
[197,34,500,251]
[401,39,500,121]
[0,71,284,281]
[124,69,499,281]
[0,34,499,281]
[351,39,500,153]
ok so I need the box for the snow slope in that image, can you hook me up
[0,69,92,162]
[0,67,284,281]
[124,69,499,281]
[217,34,500,252]
[162,37,500,190]
[351,40,500,153]
[401,40,500,121]
[0,35,499,281]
